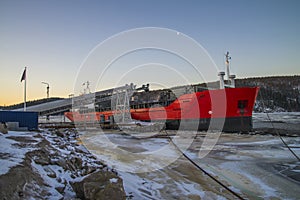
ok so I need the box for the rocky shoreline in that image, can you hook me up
[0,129,126,200]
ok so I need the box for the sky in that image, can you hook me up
[0,0,299,105]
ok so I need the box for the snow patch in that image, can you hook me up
[0,131,41,175]
[109,178,118,183]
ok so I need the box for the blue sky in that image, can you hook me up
[0,0,299,105]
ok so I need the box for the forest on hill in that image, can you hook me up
[236,75,300,112]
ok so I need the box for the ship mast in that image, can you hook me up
[82,81,91,94]
[225,51,231,81]
[218,51,236,89]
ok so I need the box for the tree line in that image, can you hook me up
[236,75,300,112]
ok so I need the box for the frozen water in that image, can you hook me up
[80,112,300,199]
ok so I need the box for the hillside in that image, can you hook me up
[0,97,64,110]
[236,76,300,112]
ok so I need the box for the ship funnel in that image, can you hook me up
[218,71,225,89]
[229,74,236,88]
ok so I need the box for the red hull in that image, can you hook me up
[65,87,259,131]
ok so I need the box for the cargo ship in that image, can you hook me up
[65,52,259,132]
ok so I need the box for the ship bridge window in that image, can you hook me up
[238,100,248,109]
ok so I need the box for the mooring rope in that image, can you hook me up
[259,92,300,161]
[162,129,245,200]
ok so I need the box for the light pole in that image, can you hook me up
[41,82,50,99]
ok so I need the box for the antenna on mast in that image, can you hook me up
[225,51,231,80]
[225,51,236,88]
[82,81,91,94]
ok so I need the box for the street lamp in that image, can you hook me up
[41,82,50,99]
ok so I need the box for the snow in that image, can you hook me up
[80,132,181,173]
[109,178,118,183]
[0,129,107,199]
[80,117,300,199]
[253,112,300,124]
[219,162,278,198]
[119,172,163,199]
[173,181,206,198]
[31,160,66,199]
[1,112,299,199]
[80,132,235,199]
[0,131,41,175]
[13,98,71,112]
[39,115,71,123]
[186,131,300,199]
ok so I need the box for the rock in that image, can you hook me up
[18,191,24,197]
[55,186,65,194]
[75,146,90,154]
[55,130,65,138]
[56,177,62,183]
[70,174,76,179]
[32,148,51,166]
[71,156,83,169]
[44,166,56,178]
[58,144,67,150]
[82,165,97,176]
[71,171,126,200]
[0,123,8,134]
[34,157,50,165]
[0,128,126,199]
[53,138,61,143]
[54,158,67,169]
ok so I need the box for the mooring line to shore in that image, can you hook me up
[266,113,300,161]
[259,92,300,161]
[163,129,246,200]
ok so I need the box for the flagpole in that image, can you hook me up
[23,67,27,111]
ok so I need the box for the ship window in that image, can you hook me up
[238,100,248,109]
